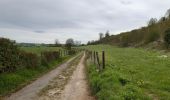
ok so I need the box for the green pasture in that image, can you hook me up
[85,45,170,100]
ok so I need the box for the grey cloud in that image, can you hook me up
[120,1,132,5]
[0,0,170,43]
[34,30,46,33]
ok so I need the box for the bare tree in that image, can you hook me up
[148,18,157,26]
[99,33,104,40]
[105,30,110,37]
[55,39,61,47]
[165,9,170,19]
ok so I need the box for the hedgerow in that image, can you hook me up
[41,51,60,66]
[0,38,20,72]
[19,51,40,69]
[0,37,74,73]
[68,50,76,55]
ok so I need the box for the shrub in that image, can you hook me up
[41,51,60,66]
[68,50,76,55]
[164,28,170,48]
[119,35,129,47]
[144,32,160,44]
[0,38,20,72]
[19,51,40,69]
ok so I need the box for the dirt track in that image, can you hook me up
[60,53,94,100]
[37,52,94,100]
[4,52,94,100]
[4,55,79,100]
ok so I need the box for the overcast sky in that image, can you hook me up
[0,0,170,44]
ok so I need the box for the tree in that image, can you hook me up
[99,33,104,40]
[165,9,170,19]
[159,17,166,22]
[55,39,61,47]
[105,30,110,37]
[87,41,91,45]
[65,38,74,50]
[164,28,170,48]
[148,18,157,26]
[74,41,81,46]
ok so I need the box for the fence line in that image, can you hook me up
[86,50,106,72]
[58,49,81,58]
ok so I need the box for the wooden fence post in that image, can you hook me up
[93,51,96,64]
[102,51,105,69]
[90,51,92,60]
[63,50,66,56]
[61,50,62,57]
[65,50,67,56]
[59,49,61,57]
[96,52,101,71]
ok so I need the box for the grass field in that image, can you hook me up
[0,46,70,97]
[84,45,170,100]
[20,47,61,55]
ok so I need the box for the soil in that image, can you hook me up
[60,53,94,100]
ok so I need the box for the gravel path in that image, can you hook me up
[4,55,79,100]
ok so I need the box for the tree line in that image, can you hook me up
[87,9,170,49]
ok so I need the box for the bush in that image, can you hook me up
[41,51,60,66]
[0,38,20,72]
[119,34,130,47]
[68,50,76,55]
[144,32,160,44]
[19,51,40,69]
[164,28,170,48]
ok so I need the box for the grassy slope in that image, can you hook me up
[85,45,170,100]
[94,16,170,49]
[0,47,71,97]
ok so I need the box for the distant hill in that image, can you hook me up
[17,43,42,47]
[88,9,170,49]
[17,43,59,47]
